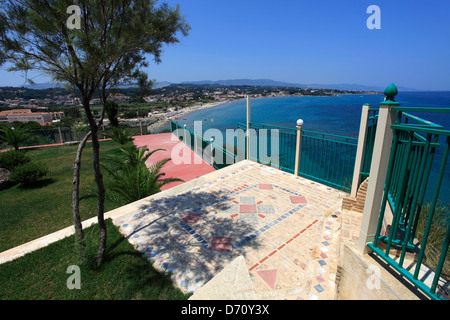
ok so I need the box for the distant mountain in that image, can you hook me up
[302,83,418,92]
[21,79,418,92]
[24,81,171,90]
[173,79,417,92]
[179,79,303,88]
[24,82,64,90]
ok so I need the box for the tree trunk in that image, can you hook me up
[82,95,107,265]
[72,131,92,262]
[91,126,107,265]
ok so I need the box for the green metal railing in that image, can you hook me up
[237,122,297,173]
[171,120,358,192]
[360,108,379,183]
[238,122,358,192]
[171,121,242,169]
[300,128,358,192]
[366,106,450,300]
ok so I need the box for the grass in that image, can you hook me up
[0,140,120,252]
[415,201,450,278]
[0,219,190,300]
[0,141,190,300]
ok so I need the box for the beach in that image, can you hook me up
[146,100,237,133]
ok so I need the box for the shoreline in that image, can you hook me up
[147,99,237,133]
[146,92,384,134]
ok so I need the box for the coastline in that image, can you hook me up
[147,99,237,133]
[146,93,383,134]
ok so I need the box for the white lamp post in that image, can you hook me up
[210,137,215,165]
[246,95,251,160]
[294,119,304,176]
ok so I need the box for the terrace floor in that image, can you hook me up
[1,133,446,299]
[133,133,216,190]
[111,159,349,300]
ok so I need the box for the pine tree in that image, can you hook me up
[0,0,189,264]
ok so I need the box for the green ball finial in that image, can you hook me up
[384,83,398,101]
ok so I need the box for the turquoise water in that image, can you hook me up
[177,92,450,135]
[176,92,450,203]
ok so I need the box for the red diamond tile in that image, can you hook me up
[257,269,278,290]
[240,204,257,213]
[316,275,326,283]
[290,196,307,204]
[259,184,273,190]
[209,237,232,252]
[180,214,200,224]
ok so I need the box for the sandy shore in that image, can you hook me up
[147,100,236,133]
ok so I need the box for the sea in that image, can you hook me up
[171,91,450,204]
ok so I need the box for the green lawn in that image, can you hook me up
[0,141,120,252]
[0,141,190,300]
[0,219,189,300]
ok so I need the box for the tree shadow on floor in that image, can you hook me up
[112,188,265,292]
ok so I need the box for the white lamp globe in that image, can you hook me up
[297,119,304,126]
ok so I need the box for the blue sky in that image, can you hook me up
[1,0,449,90]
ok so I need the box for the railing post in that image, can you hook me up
[357,84,399,254]
[294,119,304,176]
[351,104,371,197]
[210,137,214,165]
[246,95,251,160]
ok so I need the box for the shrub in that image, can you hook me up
[0,150,31,171]
[416,201,450,278]
[104,127,134,145]
[0,126,31,151]
[102,145,182,205]
[10,162,48,187]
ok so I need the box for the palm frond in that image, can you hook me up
[103,145,183,205]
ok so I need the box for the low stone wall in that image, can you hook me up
[336,244,402,300]
[342,177,369,213]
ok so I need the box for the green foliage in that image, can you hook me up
[104,126,134,145]
[0,220,189,300]
[9,161,48,187]
[59,116,76,127]
[0,1,190,98]
[103,145,182,205]
[21,121,42,130]
[71,124,89,142]
[0,150,31,170]
[121,109,151,119]
[1,0,190,265]
[0,126,31,151]
[105,100,120,127]
[0,141,120,252]
[416,201,450,277]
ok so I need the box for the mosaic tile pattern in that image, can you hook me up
[114,161,344,299]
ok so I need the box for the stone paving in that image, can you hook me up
[112,160,347,300]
